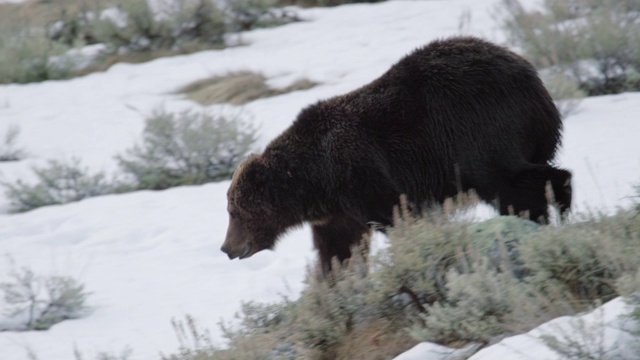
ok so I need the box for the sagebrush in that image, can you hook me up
[1,108,256,212]
[0,258,90,331]
[0,7,74,84]
[500,0,640,96]
[117,108,257,190]
[0,124,26,162]
[162,200,640,359]
[0,0,300,84]
[275,0,384,7]
[1,158,120,212]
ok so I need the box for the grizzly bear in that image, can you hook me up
[221,36,572,273]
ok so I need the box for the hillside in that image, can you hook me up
[1,0,639,359]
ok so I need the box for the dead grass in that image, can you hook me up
[213,321,415,360]
[329,320,418,360]
[76,44,229,76]
[0,0,105,28]
[177,71,317,106]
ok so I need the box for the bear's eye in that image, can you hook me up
[229,211,240,219]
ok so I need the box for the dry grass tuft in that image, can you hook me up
[0,0,100,27]
[178,71,317,106]
[77,46,227,77]
[329,319,418,360]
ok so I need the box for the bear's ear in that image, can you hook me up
[230,154,264,187]
[230,154,279,214]
[229,154,261,201]
[240,154,268,183]
[234,153,262,175]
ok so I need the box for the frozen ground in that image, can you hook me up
[1,0,639,359]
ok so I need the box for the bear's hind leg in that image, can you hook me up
[549,168,572,218]
[498,165,571,224]
[497,165,571,223]
[498,184,548,223]
[312,216,370,275]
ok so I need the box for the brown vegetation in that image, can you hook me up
[178,71,317,105]
[163,195,640,359]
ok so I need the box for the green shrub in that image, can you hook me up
[220,300,294,342]
[162,315,220,360]
[274,0,385,7]
[0,12,74,84]
[116,108,257,190]
[0,0,300,84]
[221,300,301,360]
[542,71,585,118]
[47,6,101,48]
[403,217,557,345]
[0,124,26,162]
[540,315,614,360]
[2,158,121,212]
[162,311,301,360]
[520,212,640,304]
[295,252,374,353]
[1,109,258,211]
[0,258,90,331]
[371,195,488,316]
[401,207,640,345]
[622,272,640,344]
[500,0,640,96]
[163,201,640,357]
[373,206,558,345]
[223,0,300,32]
[538,294,640,360]
[372,211,470,314]
[409,263,538,344]
[92,0,226,55]
[162,249,411,360]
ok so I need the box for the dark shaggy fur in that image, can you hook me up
[221,36,572,273]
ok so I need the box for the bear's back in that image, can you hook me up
[314,36,562,201]
[333,36,560,163]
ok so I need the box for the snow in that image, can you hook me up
[0,0,639,359]
[393,342,481,360]
[399,297,638,360]
[469,297,639,360]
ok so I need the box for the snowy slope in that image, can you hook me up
[1,0,639,359]
[397,297,638,360]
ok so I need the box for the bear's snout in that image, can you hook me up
[220,242,252,260]
[221,215,255,260]
[220,244,235,259]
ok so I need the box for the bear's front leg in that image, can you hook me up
[311,216,371,275]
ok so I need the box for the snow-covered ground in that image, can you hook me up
[1,0,639,359]
[399,297,639,360]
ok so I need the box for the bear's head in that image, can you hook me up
[221,154,296,260]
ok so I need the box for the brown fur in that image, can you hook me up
[221,36,572,272]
